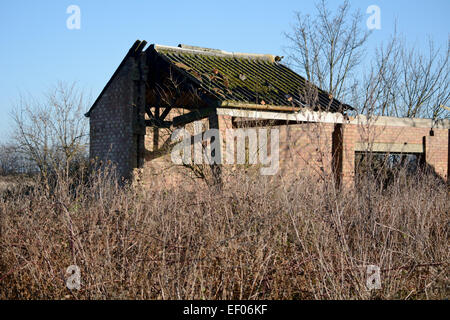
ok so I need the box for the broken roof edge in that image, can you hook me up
[151,43,281,63]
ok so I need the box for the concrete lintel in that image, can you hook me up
[216,108,346,124]
[354,116,450,129]
[355,142,424,153]
[216,108,450,129]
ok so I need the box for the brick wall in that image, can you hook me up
[424,129,449,181]
[279,122,335,179]
[213,116,449,187]
[90,74,449,187]
[215,115,336,184]
[355,124,448,182]
[89,56,138,181]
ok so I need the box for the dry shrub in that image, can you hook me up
[0,166,448,299]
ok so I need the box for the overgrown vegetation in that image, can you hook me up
[0,165,448,299]
[0,0,448,301]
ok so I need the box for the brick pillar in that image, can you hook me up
[332,123,356,188]
[424,129,449,182]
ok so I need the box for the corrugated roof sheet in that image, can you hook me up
[86,40,353,117]
[152,44,351,113]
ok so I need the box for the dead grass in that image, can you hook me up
[0,168,448,299]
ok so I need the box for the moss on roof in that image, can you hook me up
[153,44,349,112]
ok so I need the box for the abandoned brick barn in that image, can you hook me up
[85,40,450,188]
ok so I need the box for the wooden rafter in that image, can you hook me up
[145,105,172,128]
[172,107,216,127]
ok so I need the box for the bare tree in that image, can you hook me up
[10,82,89,181]
[396,39,449,119]
[286,1,449,120]
[284,0,371,101]
[354,34,449,120]
[351,33,401,118]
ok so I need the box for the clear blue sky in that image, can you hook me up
[0,0,448,141]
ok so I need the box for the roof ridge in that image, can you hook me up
[152,43,277,63]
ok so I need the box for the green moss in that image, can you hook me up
[161,49,312,106]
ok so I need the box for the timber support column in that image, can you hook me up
[130,50,148,185]
[207,111,227,188]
